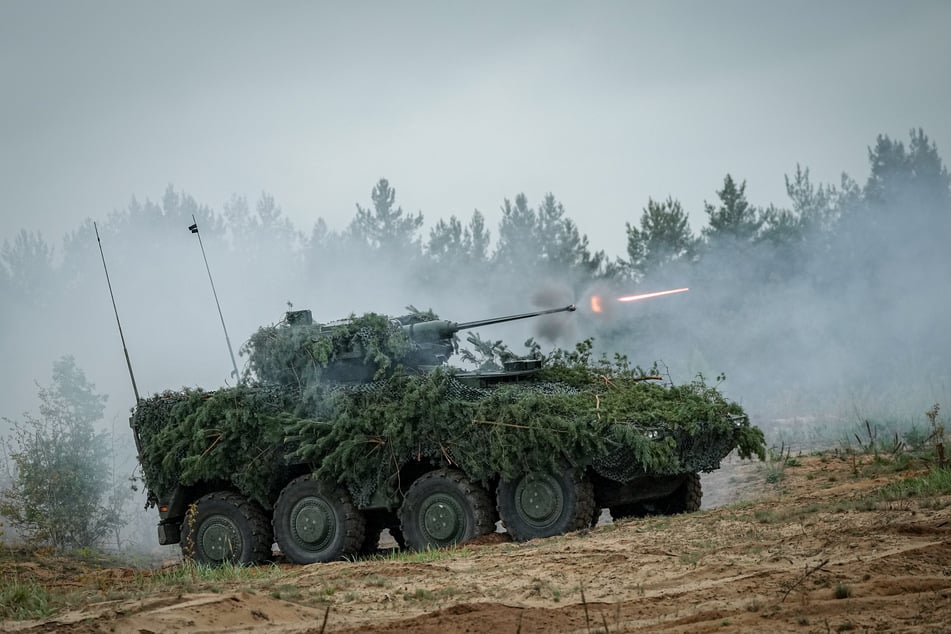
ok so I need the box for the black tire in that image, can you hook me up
[273,475,365,564]
[399,469,496,551]
[497,467,596,541]
[180,491,272,566]
[660,472,702,514]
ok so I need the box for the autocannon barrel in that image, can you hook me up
[455,304,576,330]
[400,304,576,343]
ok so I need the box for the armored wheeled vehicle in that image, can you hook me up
[130,305,764,565]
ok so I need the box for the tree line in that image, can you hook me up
[1,128,948,551]
[2,129,947,316]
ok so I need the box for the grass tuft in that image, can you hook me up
[875,468,951,502]
[0,576,56,620]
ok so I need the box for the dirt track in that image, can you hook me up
[5,453,951,633]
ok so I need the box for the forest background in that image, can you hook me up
[1,128,949,550]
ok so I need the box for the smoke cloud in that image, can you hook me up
[1,130,950,551]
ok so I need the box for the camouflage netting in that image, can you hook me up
[132,313,765,509]
[242,312,411,386]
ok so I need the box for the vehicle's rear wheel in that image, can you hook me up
[273,475,365,564]
[660,472,702,514]
[181,491,272,566]
[497,467,595,541]
[399,469,495,551]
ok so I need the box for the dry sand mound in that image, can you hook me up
[5,453,951,633]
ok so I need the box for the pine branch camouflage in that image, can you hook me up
[131,313,764,509]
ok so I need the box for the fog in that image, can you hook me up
[2,1,950,551]
[4,158,948,426]
[3,141,950,550]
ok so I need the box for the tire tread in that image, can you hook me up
[498,468,595,542]
[399,468,495,551]
[182,490,272,565]
[273,475,365,563]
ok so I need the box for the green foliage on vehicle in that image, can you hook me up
[132,317,764,509]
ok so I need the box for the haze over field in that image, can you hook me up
[1,1,950,550]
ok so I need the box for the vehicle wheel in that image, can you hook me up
[497,467,595,541]
[273,475,365,564]
[660,473,702,514]
[181,491,272,566]
[399,469,495,551]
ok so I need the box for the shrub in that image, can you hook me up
[0,356,127,550]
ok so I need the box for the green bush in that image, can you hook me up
[0,356,127,550]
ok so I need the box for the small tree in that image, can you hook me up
[0,356,126,550]
[702,174,763,246]
[348,178,424,256]
[625,197,699,281]
[427,211,491,268]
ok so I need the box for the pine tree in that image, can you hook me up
[348,178,424,256]
[702,175,763,246]
[783,164,841,236]
[493,193,606,279]
[863,129,951,226]
[0,230,55,305]
[225,192,303,264]
[625,197,698,281]
[493,194,537,267]
[426,210,490,266]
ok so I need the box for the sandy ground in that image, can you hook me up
[4,452,951,633]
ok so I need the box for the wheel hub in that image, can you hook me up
[515,473,564,527]
[421,493,465,543]
[291,496,335,552]
[199,515,242,562]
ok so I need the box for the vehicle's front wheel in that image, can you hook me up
[497,467,595,541]
[181,491,272,566]
[273,475,365,564]
[399,469,495,551]
[658,472,702,514]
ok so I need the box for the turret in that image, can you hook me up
[246,305,576,386]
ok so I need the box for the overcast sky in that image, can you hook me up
[2,0,950,259]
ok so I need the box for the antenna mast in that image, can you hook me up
[94,222,141,403]
[188,215,241,384]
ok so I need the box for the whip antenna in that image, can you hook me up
[94,222,140,403]
[188,215,241,384]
